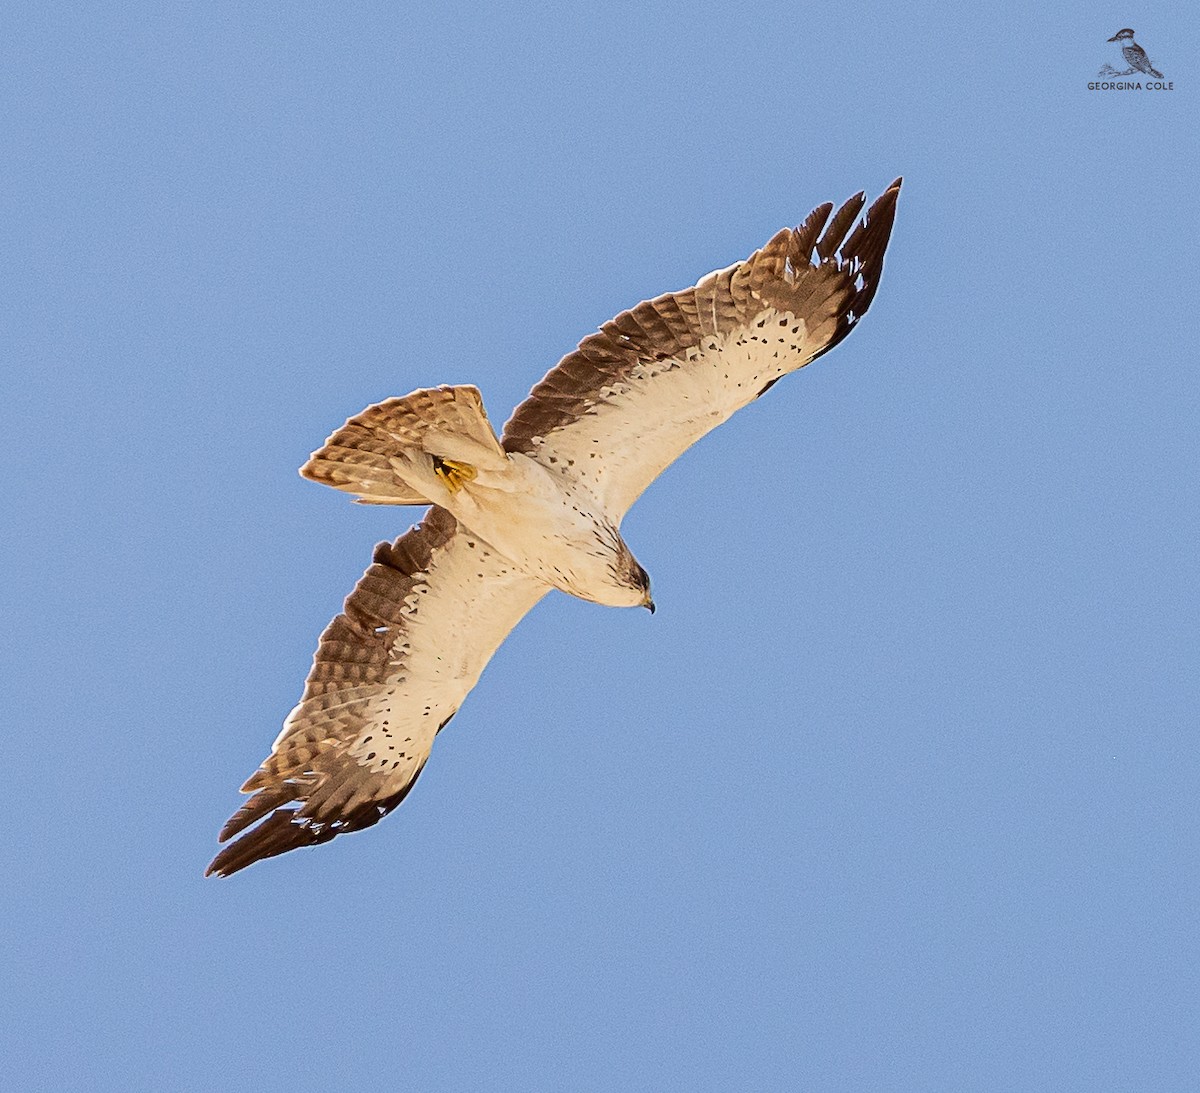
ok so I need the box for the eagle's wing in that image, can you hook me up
[501,180,901,518]
[207,506,548,876]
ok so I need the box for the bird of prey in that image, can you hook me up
[207,179,902,876]
[1107,28,1164,78]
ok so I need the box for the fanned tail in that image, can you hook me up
[301,384,508,504]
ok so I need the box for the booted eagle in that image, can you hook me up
[207,180,902,876]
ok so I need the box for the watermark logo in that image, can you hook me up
[1089,28,1173,91]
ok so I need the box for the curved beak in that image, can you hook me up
[644,596,656,615]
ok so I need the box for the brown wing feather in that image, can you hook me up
[207,506,547,876]
[206,763,428,877]
[500,180,901,514]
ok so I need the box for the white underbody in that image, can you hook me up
[400,451,639,606]
[387,307,815,608]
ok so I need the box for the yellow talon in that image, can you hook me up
[432,456,476,493]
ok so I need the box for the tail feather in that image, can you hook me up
[303,433,433,505]
[301,385,506,504]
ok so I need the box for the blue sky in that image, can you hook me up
[3,2,1197,1090]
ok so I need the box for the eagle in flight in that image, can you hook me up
[207,180,902,876]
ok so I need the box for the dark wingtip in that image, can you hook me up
[206,809,335,877]
[806,178,902,359]
[206,761,429,877]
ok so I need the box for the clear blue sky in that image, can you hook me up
[3,2,1197,1090]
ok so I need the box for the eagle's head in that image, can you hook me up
[608,537,655,613]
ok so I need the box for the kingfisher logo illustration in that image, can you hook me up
[1090,28,1174,90]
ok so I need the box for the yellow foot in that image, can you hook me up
[432,456,477,494]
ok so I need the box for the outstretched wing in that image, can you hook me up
[502,180,901,517]
[207,506,548,876]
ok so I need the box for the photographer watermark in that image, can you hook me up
[1088,28,1174,91]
